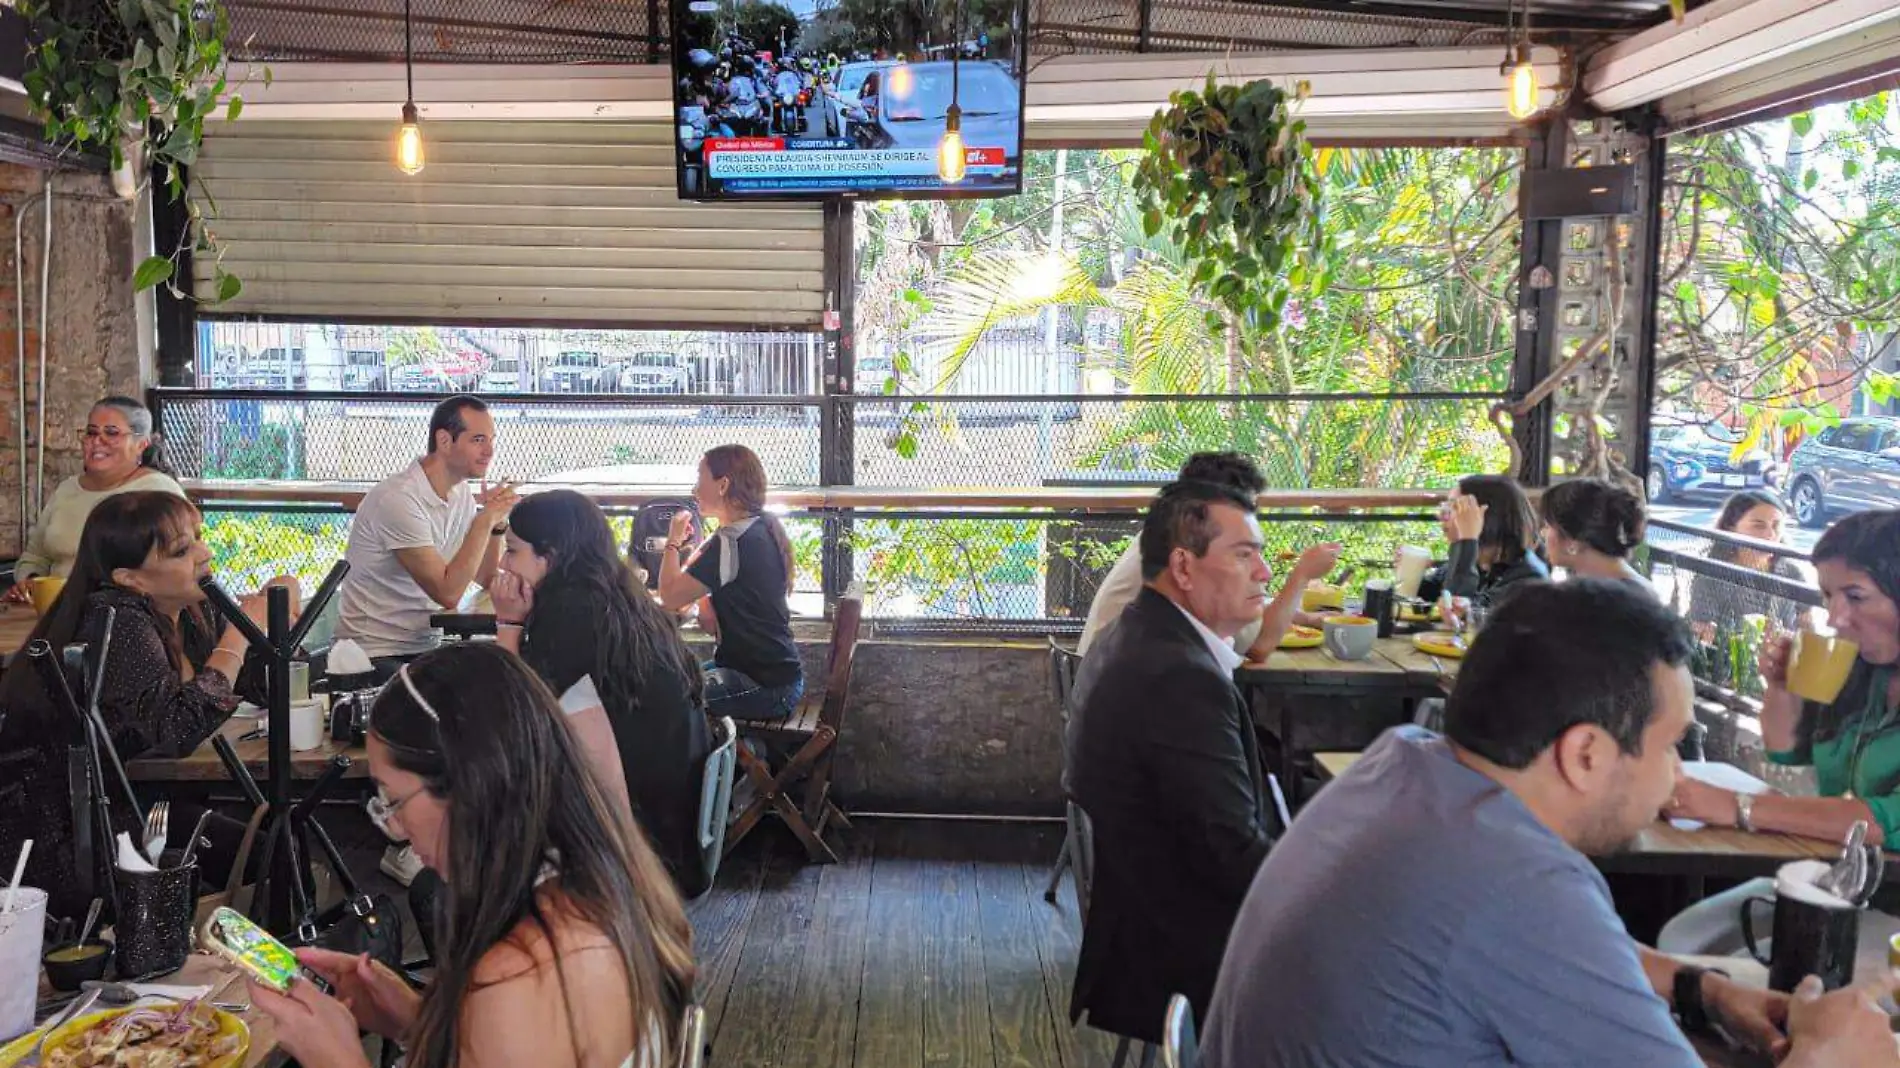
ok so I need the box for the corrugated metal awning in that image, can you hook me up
[192,119,827,329]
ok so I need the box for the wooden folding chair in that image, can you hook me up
[724,585,863,864]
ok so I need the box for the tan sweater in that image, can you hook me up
[15,469,188,579]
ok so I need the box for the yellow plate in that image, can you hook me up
[1397,605,1439,623]
[1279,627,1323,650]
[0,1006,250,1068]
[1413,632,1468,659]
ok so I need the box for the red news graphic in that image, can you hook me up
[705,137,786,154]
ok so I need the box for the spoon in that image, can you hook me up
[76,897,103,946]
[179,809,216,868]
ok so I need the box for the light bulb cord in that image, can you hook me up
[404,0,415,106]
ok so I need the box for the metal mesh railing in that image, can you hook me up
[154,391,825,486]
[1644,519,1822,698]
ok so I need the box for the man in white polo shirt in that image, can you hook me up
[334,395,517,678]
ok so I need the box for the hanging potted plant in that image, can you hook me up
[19,0,252,301]
[1131,74,1328,386]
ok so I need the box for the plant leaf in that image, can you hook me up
[133,255,175,291]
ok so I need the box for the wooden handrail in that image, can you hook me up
[180,479,1452,513]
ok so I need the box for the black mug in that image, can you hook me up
[114,861,199,979]
[1740,888,1859,992]
[1364,582,1396,638]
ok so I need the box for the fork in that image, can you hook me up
[143,800,170,865]
[20,988,101,1066]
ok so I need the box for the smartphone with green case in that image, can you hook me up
[200,906,301,992]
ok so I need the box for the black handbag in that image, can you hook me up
[308,892,407,973]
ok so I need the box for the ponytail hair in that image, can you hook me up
[703,443,796,596]
[93,395,173,476]
[1540,477,1647,560]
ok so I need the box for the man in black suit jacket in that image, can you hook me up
[1067,477,1279,1044]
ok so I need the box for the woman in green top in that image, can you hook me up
[1670,508,1900,843]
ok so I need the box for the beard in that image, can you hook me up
[1572,774,1654,858]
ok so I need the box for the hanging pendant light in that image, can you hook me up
[396,0,425,175]
[1502,0,1540,120]
[937,0,967,183]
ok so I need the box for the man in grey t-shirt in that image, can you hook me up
[1203,580,1897,1068]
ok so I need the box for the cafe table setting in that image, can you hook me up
[0,840,280,1067]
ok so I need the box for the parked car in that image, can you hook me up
[390,364,454,392]
[617,351,695,394]
[545,350,615,393]
[1645,424,1779,504]
[823,59,896,137]
[1784,417,1900,528]
[477,357,525,393]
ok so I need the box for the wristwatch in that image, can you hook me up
[1673,965,1723,1033]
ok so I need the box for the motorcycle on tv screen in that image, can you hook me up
[671,0,1027,201]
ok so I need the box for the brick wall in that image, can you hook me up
[0,163,139,559]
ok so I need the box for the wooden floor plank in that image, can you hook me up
[1018,835,1122,1068]
[775,826,877,1068]
[923,824,998,1068]
[709,836,830,1068]
[685,836,770,1040]
[974,839,1069,1068]
[852,822,929,1068]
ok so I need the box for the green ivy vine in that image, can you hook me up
[20,0,256,301]
[1133,74,1328,338]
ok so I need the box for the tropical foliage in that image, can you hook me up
[1657,92,1900,451]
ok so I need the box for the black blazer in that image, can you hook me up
[1065,586,1273,1042]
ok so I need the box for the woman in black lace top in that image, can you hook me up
[0,491,285,919]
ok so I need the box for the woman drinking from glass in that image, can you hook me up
[657,444,804,721]
[1670,509,1900,845]
[250,643,695,1068]
[1539,477,1652,592]
[0,491,288,918]
[6,396,186,597]
[490,489,714,896]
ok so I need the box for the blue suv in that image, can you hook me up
[1646,424,1779,504]
[1785,417,1900,528]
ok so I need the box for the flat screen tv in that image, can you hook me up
[671,0,1028,201]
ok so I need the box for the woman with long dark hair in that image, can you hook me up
[1690,490,1811,636]
[0,491,282,919]
[1420,474,1548,607]
[6,396,185,597]
[657,444,804,721]
[489,489,713,895]
[1539,477,1652,591]
[251,643,695,1068]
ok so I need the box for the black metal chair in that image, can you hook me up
[628,497,698,589]
[1043,637,1082,905]
[1162,994,1199,1068]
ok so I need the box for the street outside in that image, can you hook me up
[1650,501,1823,554]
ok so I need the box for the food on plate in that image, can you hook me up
[41,1003,244,1068]
[1287,625,1320,639]
[1279,624,1325,649]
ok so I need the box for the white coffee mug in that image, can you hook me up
[1322,615,1378,661]
[289,698,327,752]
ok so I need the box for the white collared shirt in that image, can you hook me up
[1170,598,1246,675]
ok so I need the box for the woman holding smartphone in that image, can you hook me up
[250,643,694,1068]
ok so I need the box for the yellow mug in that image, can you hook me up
[1300,584,1345,612]
[1786,630,1859,705]
[25,575,65,616]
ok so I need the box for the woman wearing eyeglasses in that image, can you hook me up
[5,396,186,600]
[251,643,695,1068]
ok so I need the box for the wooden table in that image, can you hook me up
[125,716,369,784]
[0,603,40,665]
[1238,636,1457,804]
[1598,821,1844,880]
[30,952,279,1066]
